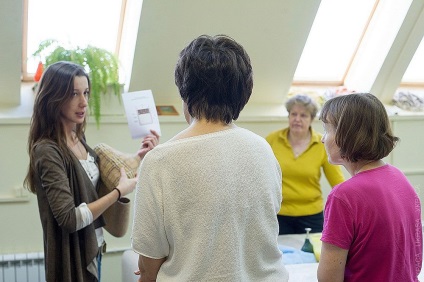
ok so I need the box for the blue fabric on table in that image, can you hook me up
[279,245,317,264]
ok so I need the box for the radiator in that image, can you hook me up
[0,252,45,282]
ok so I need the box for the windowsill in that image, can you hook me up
[0,83,289,124]
[0,83,35,121]
[2,83,424,125]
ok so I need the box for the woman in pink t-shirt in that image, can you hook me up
[317,93,422,282]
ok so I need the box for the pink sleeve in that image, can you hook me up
[321,192,353,250]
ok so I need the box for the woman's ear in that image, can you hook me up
[182,101,192,124]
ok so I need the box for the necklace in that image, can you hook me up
[354,160,379,175]
[75,141,86,160]
[290,132,311,157]
[67,133,86,160]
[293,150,302,157]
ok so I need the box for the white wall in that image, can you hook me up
[0,0,22,106]
[1,0,424,281]
[0,111,286,281]
[1,110,423,281]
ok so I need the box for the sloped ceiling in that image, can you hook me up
[129,0,321,105]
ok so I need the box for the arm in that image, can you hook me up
[132,158,169,281]
[317,242,348,282]
[135,255,166,282]
[36,143,136,229]
[87,167,137,220]
[322,152,345,187]
[35,143,79,231]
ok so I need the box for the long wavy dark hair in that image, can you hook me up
[24,61,90,193]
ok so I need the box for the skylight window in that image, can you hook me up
[402,36,424,84]
[25,0,122,77]
[293,0,377,83]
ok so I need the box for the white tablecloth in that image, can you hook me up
[278,233,424,282]
[278,234,318,281]
[122,234,423,281]
[278,233,310,250]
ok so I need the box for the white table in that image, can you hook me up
[121,249,319,282]
[278,234,319,281]
[278,233,424,281]
[122,234,423,282]
[278,233,310,250]
[285,263,318,282]
[122,235,318,282]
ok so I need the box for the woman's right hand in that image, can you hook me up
[136,129,160,159]
[116,167,137,197]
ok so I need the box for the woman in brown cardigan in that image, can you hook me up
[24,61,159,281]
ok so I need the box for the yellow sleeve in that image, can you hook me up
[322,151,345,187]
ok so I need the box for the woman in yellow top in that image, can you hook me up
[266,94,345,235]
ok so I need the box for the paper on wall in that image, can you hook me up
[122,90,161,139]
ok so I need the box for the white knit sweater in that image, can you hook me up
[131,127,289,281]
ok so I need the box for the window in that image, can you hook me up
[21,0,424,102]
[292,0,423,106]
[402,36,424,86]
[293,0,378,84]
[23,0,125,81]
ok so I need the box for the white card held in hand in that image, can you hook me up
[122,90,161,139]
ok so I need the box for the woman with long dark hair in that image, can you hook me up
[24,61,159,281]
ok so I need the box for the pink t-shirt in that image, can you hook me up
[322,164,422,281]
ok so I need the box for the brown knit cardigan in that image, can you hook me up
[33,139,105,282]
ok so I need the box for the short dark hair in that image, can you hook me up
[174,34,253,124]
[319,93,399,162]
[285,94,319,119]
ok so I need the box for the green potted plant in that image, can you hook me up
[32,39,123,127]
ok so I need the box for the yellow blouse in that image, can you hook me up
[266,127,345,216]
